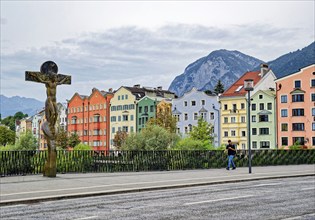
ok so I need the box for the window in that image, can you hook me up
[224,131,228,137]
[241,103,245,109]
[292,123,304,131]
[267,103,272,110]
[118,116,121,121]
[130,126,134,132]
[232,104,237,112]
[252,104,256,111]
[252,142,257,149]
[130,115,134,121]
[150,105,154,112]
[231,117,236,123]
[292,94,304,102]
[210,112,214,120]
[313,137,315,146]
[313,108,315,116]
[231,130,236,136]
[201,112,206,119]
[94,115,100,122]
[294,80,301,88]
[121,95,124,100]
[259,128,269,135]
[112,127,115,133]
[184,101,188,106]
[118,95,120,100]
[281,109,288,117]
[252,115,256,122]
[111,116,116,122]
[259,103,264,110]
[201,100,205,105]
[184,113,188,120]
[191,101,196,106]
[224,104,228,110]
[252,128,257,135]
[184,127,188,134]
[224,117,228,123]
[194,113,198,120]
[281,137,288,146]
[259,94,263,99]
[122,126,128,132]
[241,131,246,137]
[123,115,128,121]
[241,116,246,123]
[281,123,288,131]
[71,116,77,124]
[260,141,270,148]
[312,93,315,102]
[259,115,269,122]
[293,137,304,145]
[312,123,315,131]
[281,95,287,103]
[292,109,304,116]
[93,129,100,135]
[139,106,142,113]
[93,141,100,147]
[311,79,315,87]
[125,95,128,100]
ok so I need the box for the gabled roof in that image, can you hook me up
[221,71,262,97]
[172,106,182,115]
[199,106,208,113]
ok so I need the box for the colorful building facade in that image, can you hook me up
[67,88,113,151]
[219,65,276,149]
[275,64,315,148]
[172,88,220,147]
[250,90,277,149]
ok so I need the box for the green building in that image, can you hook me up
[137,96,159,132]
[250,90,277,149]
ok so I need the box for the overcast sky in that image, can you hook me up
[1,1,314,102]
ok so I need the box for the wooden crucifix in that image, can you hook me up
[26,61,71,177]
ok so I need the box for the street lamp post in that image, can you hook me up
[244,79,254,174]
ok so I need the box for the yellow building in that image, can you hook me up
[109,86,140,149]
[219,65,276,149]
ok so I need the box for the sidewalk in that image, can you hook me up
[1,165,314,206]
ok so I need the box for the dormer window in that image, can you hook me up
[294,80,301,89]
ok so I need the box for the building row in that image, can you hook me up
[16,63,315,151]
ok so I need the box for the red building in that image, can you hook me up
[67,88,113,151]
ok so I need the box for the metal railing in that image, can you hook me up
[0,150,314,176]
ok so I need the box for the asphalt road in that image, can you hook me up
[1,176,314,220]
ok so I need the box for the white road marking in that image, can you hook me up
[281,213,315,220]
[300,187,315,191]
[184,195,254,205]
[254,183,282,187]
[73,216,98,220]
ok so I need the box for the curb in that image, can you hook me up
[1,173,314,207]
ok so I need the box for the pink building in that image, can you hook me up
[275,64,315,148]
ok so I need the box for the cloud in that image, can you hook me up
[1,23,313,102]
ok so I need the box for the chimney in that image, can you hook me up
[260,63,269,77]
[133,84,140,88]
[109,88,113,93]
[157,86,162,90]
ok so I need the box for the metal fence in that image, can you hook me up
[0,150,314,176]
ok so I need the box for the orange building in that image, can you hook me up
[275,64,315,148]
[67,88,113,151]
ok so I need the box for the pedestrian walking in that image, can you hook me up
[226,140,236,170]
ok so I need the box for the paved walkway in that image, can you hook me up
[1,165,314,206]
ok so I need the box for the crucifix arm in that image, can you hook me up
[57,74,71,85]
[25,71,49,84]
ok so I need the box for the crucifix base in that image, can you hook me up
[43,139,57,177]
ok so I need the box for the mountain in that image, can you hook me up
[266,41,315,78]
[0,95,44,119]
[168,50,263,97]
[169,41,315,97]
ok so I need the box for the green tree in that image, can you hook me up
[189,117,214,146]
[0,126,15,146]
[113,131,128,150]
[56,128,68,149]
[214,80,225,94]
[122,124,179,150]
[148,108,177,133]
[15,130,37,150]
[73,143,92,150]
[173,137,212,150]
[0,111,28,131]
[68,133,81,148]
